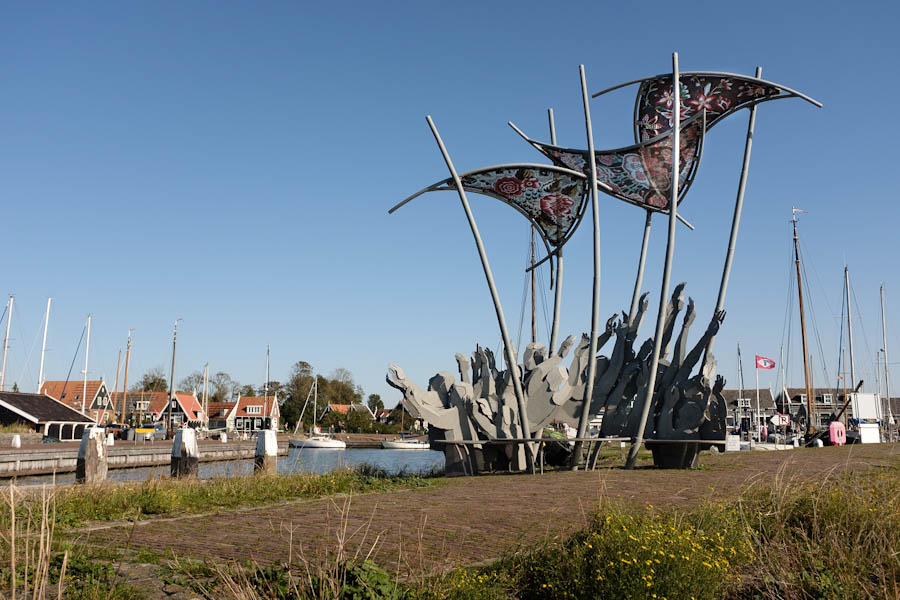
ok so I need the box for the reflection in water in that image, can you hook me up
[7,448,445,487]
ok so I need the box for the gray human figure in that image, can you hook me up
[699,373,728,442]
[386,365,461,437]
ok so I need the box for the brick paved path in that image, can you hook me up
[70,445,897,575]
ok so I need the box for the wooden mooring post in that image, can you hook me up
[171,428,199,478]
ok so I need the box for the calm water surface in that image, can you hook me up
[8,448,445,487]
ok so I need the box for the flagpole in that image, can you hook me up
[704,66,763,363]
[738,343,744,437]
[570,64,603,470]
[756,358,761,442]
[425,115,534,473]
[626,52,680,470]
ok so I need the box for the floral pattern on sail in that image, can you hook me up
[636,74,782,141]
[453,166,588,246]
[520,112,704,212]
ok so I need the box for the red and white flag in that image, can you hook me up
[756,355,776,370]
[792,207,806,214]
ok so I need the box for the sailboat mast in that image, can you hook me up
[106,348,122,424]
[264,345,270,402]
[121,331,132,424]
[37,298,52,393]
[845,267,856,388]
[82,314,92,414]
[792,213,814,434]
[203,362,210,427]
[1,296,14,392]
[842,349,848,426]
[881,285,895,439]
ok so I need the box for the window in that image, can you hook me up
[246,405,262,415]
[135,401,149,410]
[738,398,751,409]
[236,418,244,429]
[255,418,262,429]
[823,394,833,404]
[799,394,807,404]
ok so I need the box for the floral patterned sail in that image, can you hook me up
[513,112,705,212]
[632,73,819,142]
[391,164,589,250]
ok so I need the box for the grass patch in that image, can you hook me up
[3,466,440,529]
[426,466,899,599]
[127,464,898,599]
[0,422,31,434]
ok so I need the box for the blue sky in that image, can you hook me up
[2,1,898,404]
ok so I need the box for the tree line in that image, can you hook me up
[131,361,399,432]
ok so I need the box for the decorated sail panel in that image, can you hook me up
[406,164,588,248]
[635,74,786,141]
[518,112,704,212]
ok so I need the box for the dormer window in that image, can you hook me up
[246,405,262,415]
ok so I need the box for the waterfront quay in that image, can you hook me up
[0,433,409,478]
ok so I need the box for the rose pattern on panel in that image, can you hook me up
[457,166,587,246]
[636,75,782,141]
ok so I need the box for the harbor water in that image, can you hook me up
[7,447,445,487]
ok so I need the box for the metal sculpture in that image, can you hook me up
[387,284,725,472]
[389,54,821,472]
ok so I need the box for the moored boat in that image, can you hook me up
[380,438,430,450]
[290,435,346,449]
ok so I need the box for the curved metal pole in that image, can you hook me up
[547,108,563,354]
[704,66,762,362]
[628,210,653,324]
[425,116,535,472]
[626,53,681,470]
[570,64,602,469]
[591,70,822,108]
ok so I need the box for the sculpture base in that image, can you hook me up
[646,441,700,469]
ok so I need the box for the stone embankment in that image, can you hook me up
[0,437,289,478]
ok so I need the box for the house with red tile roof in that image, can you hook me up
[109,391,169,425]
[232,394,280,433]
[206,401,237,431]
[321,403,374,419]
[40,379,113,423]
[148,391,206,428]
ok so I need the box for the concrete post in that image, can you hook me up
[254,429,278,474]
[170,427,199,478]
[76,427,108,483]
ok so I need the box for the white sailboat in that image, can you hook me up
[289,375,346,449]
[381,438,430,450]
[380,399,429,449]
